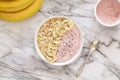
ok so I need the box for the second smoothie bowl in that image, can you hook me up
[34,16,84,66]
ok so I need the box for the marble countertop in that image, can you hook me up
[0,0,120,80]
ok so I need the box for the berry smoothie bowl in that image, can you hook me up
[34,16,84,66]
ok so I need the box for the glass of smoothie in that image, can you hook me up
[94,0,120,27]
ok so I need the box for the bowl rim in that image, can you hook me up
[34,16,84,66]
[94,0,120,27]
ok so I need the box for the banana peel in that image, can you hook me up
[0,0,44,22]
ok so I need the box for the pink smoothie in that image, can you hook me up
[96,0,120,24]
[56,26,80,62]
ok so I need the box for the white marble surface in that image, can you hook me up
[0,0,120,80]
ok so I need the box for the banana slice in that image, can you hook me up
[45,55,57,63]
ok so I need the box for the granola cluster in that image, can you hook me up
[37,18,74,62]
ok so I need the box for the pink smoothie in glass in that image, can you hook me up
[56,26,80,62]
[96,0,120,24]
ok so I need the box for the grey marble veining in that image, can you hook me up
[0,0,120,80]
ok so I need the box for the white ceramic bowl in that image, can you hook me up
[94,0,120,27]
[34,16,84,66]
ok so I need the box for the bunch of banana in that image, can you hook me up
[0,0,43,22]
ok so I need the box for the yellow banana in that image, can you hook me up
[0,0,44,22]
[0,0,34,12]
